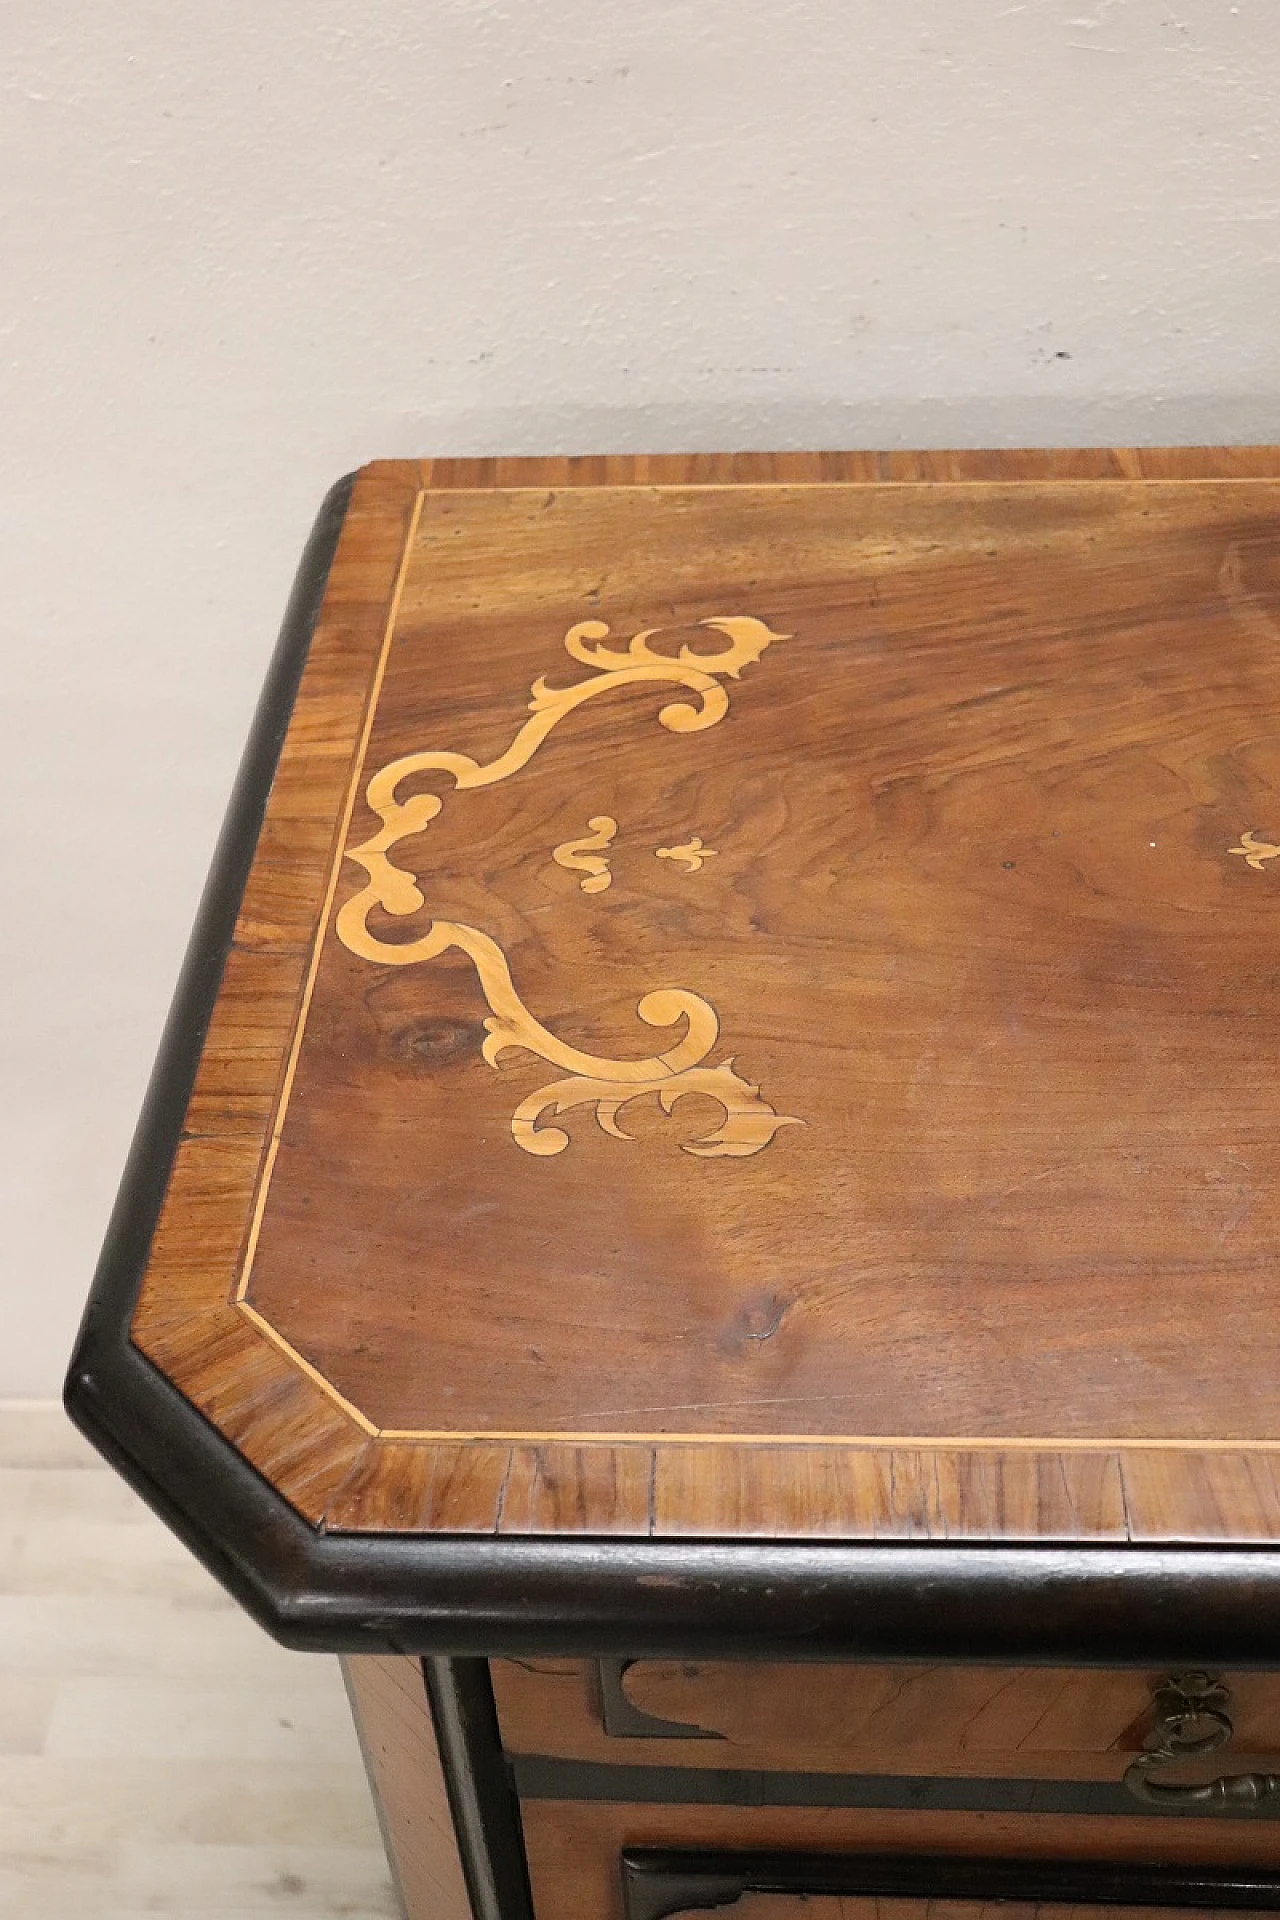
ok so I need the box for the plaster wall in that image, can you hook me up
[4,1,1278,1391]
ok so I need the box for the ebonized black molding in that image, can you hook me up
[513,1755,1280,1819]
[424,1659,534,1920]
[621,1850,1280,1920]
[61,472,1280,1662]
[598,1660,721,1740]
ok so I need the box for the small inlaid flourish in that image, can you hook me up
[1230,830,1280,871]
[656,836,718,873]
[512,1060,802,1159]
[552,815,617,893]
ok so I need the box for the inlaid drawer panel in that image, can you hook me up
[617,1850,1280,1920]
[655,1904,1280,1920]
[618,1852,1280,1920]
[521,1803,1280,1920]
[671,1904,1280,1920]
[493,1660,1280,1783]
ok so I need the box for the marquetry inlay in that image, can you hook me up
[1230,830,1280,871]
[551,815,617,893]
[335,614,798,1159]
[656,835,718,873]
[122,455,1280,1546]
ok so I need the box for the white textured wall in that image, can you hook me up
[4,2,1279,1394]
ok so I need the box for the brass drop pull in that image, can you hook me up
[1124,1671,1280,1810]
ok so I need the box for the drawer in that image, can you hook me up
[644,1904,1280,1920]
[493,1660,1280,1784]
[521,1802,1280,1920]
[620,1851,1280,1920]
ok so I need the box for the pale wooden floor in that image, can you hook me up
[0,1403,397,1919]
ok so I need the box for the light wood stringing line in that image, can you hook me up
[231,486,427,1317]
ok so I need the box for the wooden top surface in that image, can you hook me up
[131,449,1280,1546]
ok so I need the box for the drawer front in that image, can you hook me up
[522,1803,1280,1920]
[667,1904,1280,1920]
[620,1851,1280,1920]
[493,1660,1280,1783]
[621,1850,1280,1920]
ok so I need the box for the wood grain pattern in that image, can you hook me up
[491,1659,1280,1784]
[0,1409,396,1919]
[522,1801,1280,1920]
[341,1654,471,1920]
[129,448,1280,1544]
[621,1662,1280,1775]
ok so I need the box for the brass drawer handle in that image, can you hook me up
[1124,1670,1280,1810]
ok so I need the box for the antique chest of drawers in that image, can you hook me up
[67,449,1280,1920]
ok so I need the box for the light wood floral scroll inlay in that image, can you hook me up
[335,616,800,1158]
[656,835,718,873]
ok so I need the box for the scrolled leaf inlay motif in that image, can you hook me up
[336,615,800,1157]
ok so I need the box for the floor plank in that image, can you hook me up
[0,1403,396,1918]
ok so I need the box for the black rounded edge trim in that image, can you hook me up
[62,470,359,1637]
[56,468,1280,1665]
[54,1369,1280,1659]
[620,1849,1280,1920]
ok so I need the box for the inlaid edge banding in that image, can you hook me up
[232,485,428,1315]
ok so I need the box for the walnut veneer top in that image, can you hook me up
[128,450,1280,1545]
